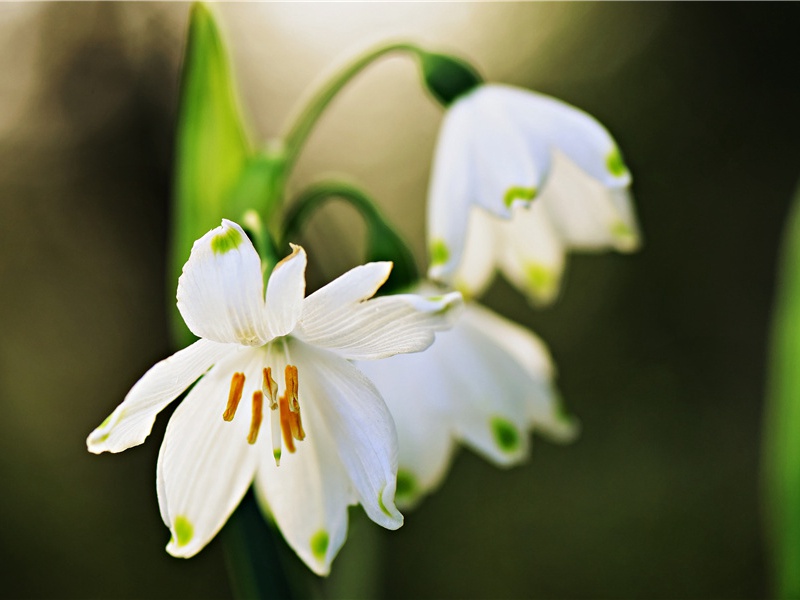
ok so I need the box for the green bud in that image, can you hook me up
[417,50,483,106]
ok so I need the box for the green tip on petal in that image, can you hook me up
[610,221,640,252]
[524,263,558,301]
[310,529,329,561]
[395,469,418,501]
[606,147,628,178]
[98,413,113,429]
[377,488,393,518]
[491,417,522,453]
[504,186,537,209]
[430,239,450,267]
[210,226,243,254]
[173,516,194,547]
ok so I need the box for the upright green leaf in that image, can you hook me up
[170,2,250,346]
[764,180,800,598]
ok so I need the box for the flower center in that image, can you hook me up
[222,364,305,466]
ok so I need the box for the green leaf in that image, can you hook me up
[284,181,419,294]
[764,180,800,598]
[169,2,251,347]
[416,50,483,106]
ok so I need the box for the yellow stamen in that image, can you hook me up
[262,367,278,409]
[285,365,299,412]
[222,372,245,421]
[279,393,296,453]
[247,391,264,445]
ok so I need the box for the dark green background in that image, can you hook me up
[2,3,799,598]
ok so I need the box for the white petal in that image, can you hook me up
[158,348,262,558]
[496,201,567,306]
[420,309,531,466]
[356,353,456,508]
[426,100,475,284]
[254,355,355,575]
[539,151,641,252]
[301,261,392,318]
[87,339,232,454]
[493,84,631,188]
[265,244,307,337]
[459,303,577,441]
[295,289,463,361]
[450,206,500,299]
[289,340,402,530]
[468,89,550,217]
[177,219,271,346]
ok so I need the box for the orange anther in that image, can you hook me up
[247,391,264,445]
[263,367,278,409]
[223,372,245,421]
[279,394,296,453]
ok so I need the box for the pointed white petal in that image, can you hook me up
[450,207,499,299]
[427,100,475,283]
[158,348,262,558]
[295,288,462,361]
[459,303,577,441]
[539,151,641,252]
[496,201,567,306]
[302,261,393,317]
[356,352,456,508]
[265,244,307,337]
[177,220,271,346]
[491,84,631,188]
[87,339,232,454]
[289,340,403,530]
[254,349,355,575]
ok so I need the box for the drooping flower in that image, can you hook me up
[357,292,576,508]
[87,219,461,575]
[427,83,641,305]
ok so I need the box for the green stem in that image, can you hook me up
[281,42,423,175]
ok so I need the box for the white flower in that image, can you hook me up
[357,293,576,508]
[87,219,461,575]
[427,83,641,305]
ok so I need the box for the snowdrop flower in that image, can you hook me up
[87,220,461,575]
[427,84,641,305]
[357,291,576,508]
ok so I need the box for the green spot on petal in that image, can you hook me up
[210,226,243,254]
[98,414,113,429]
[610,221,639,251]
[430,239,450,267]
[173,515,194,547]
[504,186,537,209]
[524,263,557,301]
[310,530,329,561]
[377,489,393,518]
[395,469,417,501]
[606,147,628,178]
[491,417,521,453]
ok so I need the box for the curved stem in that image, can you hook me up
[282,42,422,175]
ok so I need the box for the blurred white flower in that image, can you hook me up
[87,219,460,575]
[427,83,640,305]
[357,291,576,508]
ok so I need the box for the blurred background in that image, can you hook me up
[2,2,800,598]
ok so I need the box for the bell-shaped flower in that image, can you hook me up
[87,219,461,575]
[357,292,576,508]
[427,83,641,305]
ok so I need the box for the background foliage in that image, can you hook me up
[1,3,799,598]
